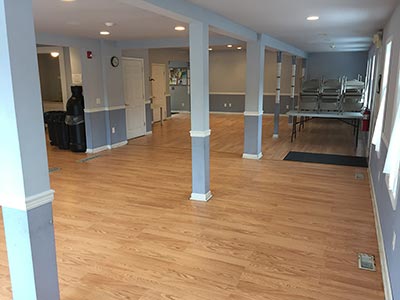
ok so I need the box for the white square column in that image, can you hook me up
[243,35,265,160]
[0,0,60,299]
[189,21,212,201]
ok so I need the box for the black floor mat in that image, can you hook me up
[284,151,368,168]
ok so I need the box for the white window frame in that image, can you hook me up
[383,54,400,210]
[372,39,393,155]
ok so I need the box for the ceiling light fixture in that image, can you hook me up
[105,22,115,27]
[174,26,186,31]
[100,31,110,36]
[227,44,233,48]
[50,52,60,58]
[208,48,213,51]
[61,0,76,2]
[307,16,320,21]
[237,46,242,50]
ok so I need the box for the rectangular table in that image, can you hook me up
[286,110,363,147]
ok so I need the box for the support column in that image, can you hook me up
[273,51,282,138]
[243,35,265,160]
[0,0,60,299]
[288,55,297,125]
[189,21,212,202]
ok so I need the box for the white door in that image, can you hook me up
[151,64,167,123]
[122,58,146,139]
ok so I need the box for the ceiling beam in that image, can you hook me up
[262,34,307,58]
[117,36,242,49]
[120,0,258,42]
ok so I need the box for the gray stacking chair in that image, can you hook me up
[320,79,342,112]
[299,79,320,111]
[343,79,364,112]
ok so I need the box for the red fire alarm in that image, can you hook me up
[86,51,93,59]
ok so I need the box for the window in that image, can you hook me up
[363,58,371,107]
[368,55,377,109]
[383,64,400,210]
[372,40,392,153]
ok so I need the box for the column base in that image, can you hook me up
[272,134,279,139]
[242,153,263,160]
[190,191,213,202]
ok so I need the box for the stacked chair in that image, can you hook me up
[298,77,365,113]
[342,79,364,112]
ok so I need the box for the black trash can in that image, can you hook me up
[44,111,68,148]
[66,86,86,152]
[54,113,70,150]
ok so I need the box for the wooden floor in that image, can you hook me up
[0,114,382,300]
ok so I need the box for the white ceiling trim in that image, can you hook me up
[262,34,307,58]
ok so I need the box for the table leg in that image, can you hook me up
[291,116,297,143]
[355,119,360,148]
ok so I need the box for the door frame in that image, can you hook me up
[122,57,147,139]
[36,46,68,110]
[151,63,167,123]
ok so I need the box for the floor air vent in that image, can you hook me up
[49,167,61,174]
[77,155,102,163]
[358,253,376,271]
[355,173,365,180]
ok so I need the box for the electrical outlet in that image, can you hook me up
[112,127,116,134]
[393,231,397,251]
[286,105,289,109]
[96,98,101,105]
[229,103,232,107]
[224,103,227,107]
[181,103,185,107]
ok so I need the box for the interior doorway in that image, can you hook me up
[122,57,147,140]
[37,47,68,111]
[151,63,167,123]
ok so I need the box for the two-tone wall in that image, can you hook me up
[142,47,303,114]
[36,33,128,152]
[368,4,400,299]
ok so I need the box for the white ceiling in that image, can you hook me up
[33,0,189,40]
[33,0,398,52]
[187,0,398,52]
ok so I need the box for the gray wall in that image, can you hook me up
[368,3,400,298]
[307,51,368,80]
[37,54,62,102]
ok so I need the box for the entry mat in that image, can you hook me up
[284,151,368,168]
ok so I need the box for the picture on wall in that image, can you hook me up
[169,67,188,86]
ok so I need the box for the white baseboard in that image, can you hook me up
[190,191,212,202]
[110,141,128,149]
[86,141,128,154]
[368,171,393,300]
[145,131,153,135]
[242,153,263,160]
[86,145,109,154]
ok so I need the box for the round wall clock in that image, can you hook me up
[111,56,119,67]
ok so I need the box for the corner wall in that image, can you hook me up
[368,4,400,299]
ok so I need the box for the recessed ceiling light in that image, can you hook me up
[174,26,186,31]
[307,16,320,21]
[237,46,242,50]
[105,22,115,27]
[208,48,213,51]
[61,0,76,2]
[50,52,60,58]
[100,31,110,36]
[227,44,233,48]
